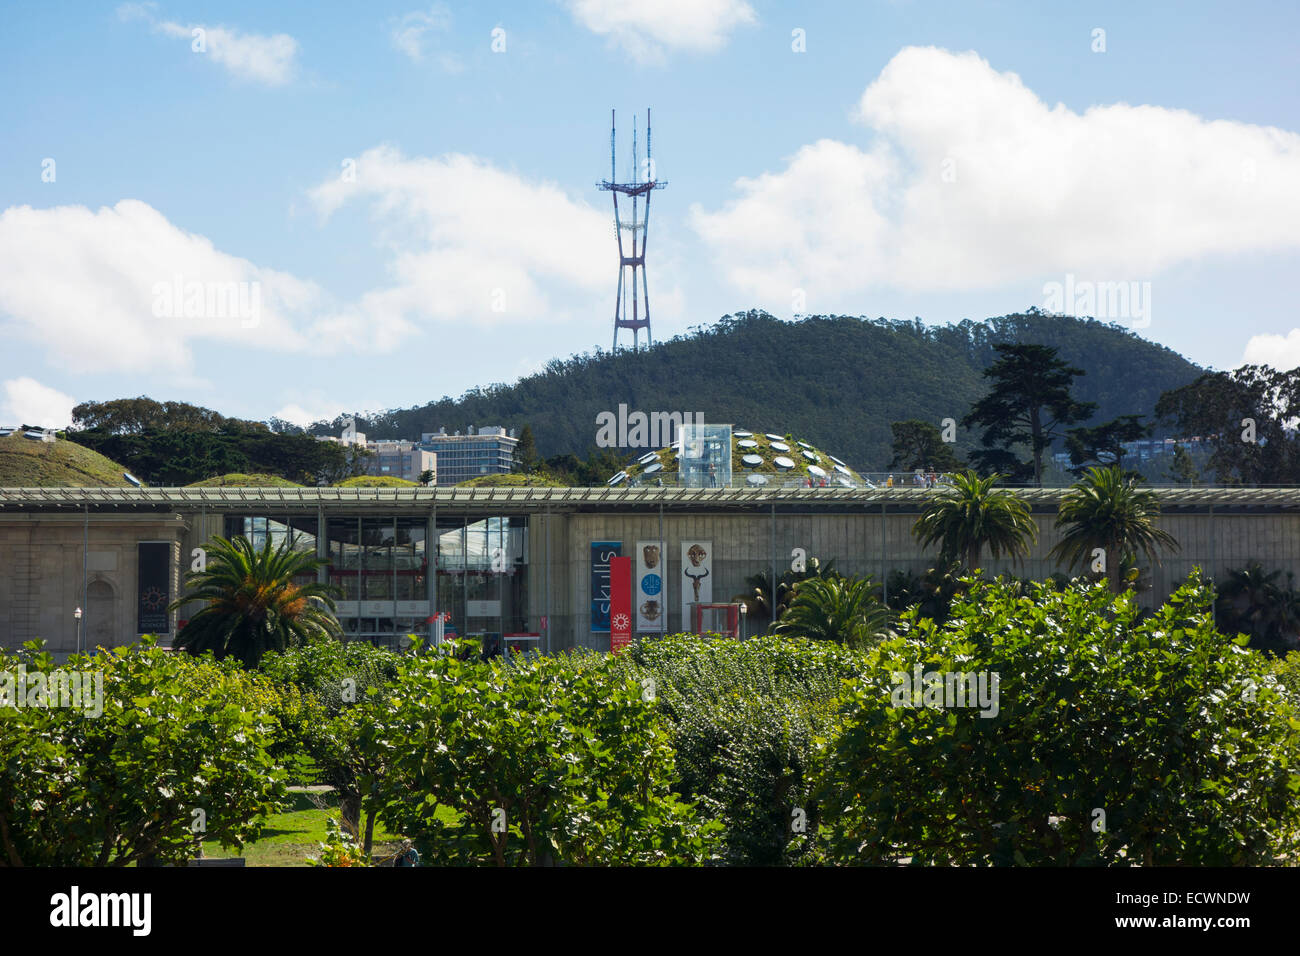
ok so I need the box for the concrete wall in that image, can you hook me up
[6,502,1300,653]
[0,514,187,653]
[548,506,1300,651]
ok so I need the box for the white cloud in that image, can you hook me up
[118,3,299,85]
[308,145,611,344]
[1,378,76,429]
[1242,330,1300,371]
[0,200,319,376]
[691,46,1300,303]
[271,401,351,429]
[0,147,618,378]
[390,4,461,71]
[562,0,756,63]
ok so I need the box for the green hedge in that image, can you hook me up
[362,642,720,865]
[810,573,1300,866]
[614,633,864,865]
[0,641,285,866]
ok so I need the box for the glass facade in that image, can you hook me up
[221,512,528,651]
[326,516,429,644]
[435,516,529,656]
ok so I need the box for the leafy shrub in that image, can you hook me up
[1272,651,1300,705]
[362,641,719,866]
[615,633,863,865]
[0,640,285,866]
[261,640,403,842]
[307,818,371,867]
[810,573,1300,866]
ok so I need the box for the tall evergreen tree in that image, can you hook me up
[964,344,1096,487]
[889,420,965,472]
[1064,414,1150,475]
[515,424,538,474]
[1166,443,1199,485]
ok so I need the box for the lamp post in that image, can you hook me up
[74,606,83,655]
[739,602,747,641]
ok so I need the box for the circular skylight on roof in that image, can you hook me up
[643,462,662,475]
[773,456,795,470]
[769,441,790,453]
[837,477,853,488]
[608,471,627,486]
[801,450,818,462]
[765,433,783,441]
[808,465,827,478]
[746,474,768,486]
[734,430,753,438]
[737,439,758,449]
[797,441,812,449]
[828,455,846,466]
[834,464,851,476]
[741,454,763,467]
[637,452,658,465]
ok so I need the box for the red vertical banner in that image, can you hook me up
[610,556,632,654]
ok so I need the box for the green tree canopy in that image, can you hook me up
[889,419,965,472]
[1155,365,1299,484]
[515,424,538,473]
[1064,414,1150,474]
[810,573,1300,865]
[964,343,1097,487]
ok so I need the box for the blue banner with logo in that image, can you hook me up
[590,541,621,632]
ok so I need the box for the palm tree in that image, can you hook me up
[171,535,342,667]
[1215,563,1300,654]
[773,576,892,649]
[1049,466,1179,593]
[912,471,1038,572]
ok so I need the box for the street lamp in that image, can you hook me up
[74,606,83,654]
[739,602,747,641]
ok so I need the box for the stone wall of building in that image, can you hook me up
[6,499,1300,654]
[0,514,187,653]
[550,507,1300,651]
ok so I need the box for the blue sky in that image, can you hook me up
[1,0,1298,429]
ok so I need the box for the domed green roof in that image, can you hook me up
[615,427,867,487]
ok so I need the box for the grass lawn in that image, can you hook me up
[200,789,459,867]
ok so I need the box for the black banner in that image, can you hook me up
[137,542,171,635]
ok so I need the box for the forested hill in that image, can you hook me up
[315,310,1203,471]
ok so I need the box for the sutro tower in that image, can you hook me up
[599,109,666,352]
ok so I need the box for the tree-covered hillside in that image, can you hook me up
[311,310,1202,471]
